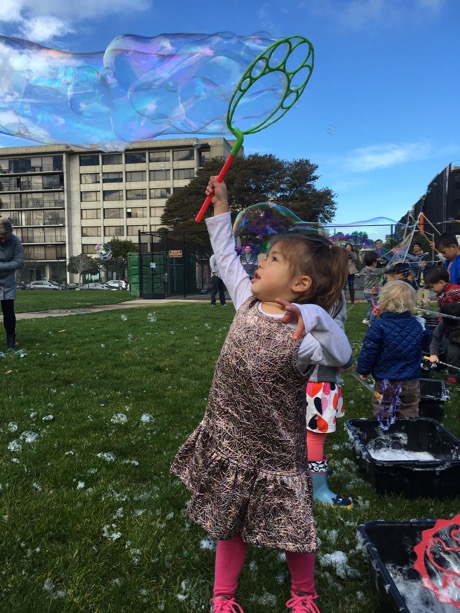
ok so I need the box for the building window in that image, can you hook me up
[105,226,124,236]
[149,187,171,199]
[127,225,147,236]
[0,193,21,208]
[80,154,100,166]
[125,152,146,164]
[42,175,62,189]
[127,207,146,218]
[102,172,123,183]
[82,226,101,237]
[102,153,122,165]
[173,149,194,161]
[20,175,43,190]
[126,189,146,200]
[103,190,123,201]
[82,244,97,254]
[149,150,170,162]
[150,206,164,218]
[126,171,146,182]
[0,177,20,191]
[81,191,101,202]
[81,173,100,184]
[149,170,170,181]
[81,209,101,220]
[104,208,123,219]
[173,168,195,180]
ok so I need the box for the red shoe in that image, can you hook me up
[447,377,458,384]
[210,595,244,612]
[286,592,320,612]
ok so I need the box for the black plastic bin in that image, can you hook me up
[419,378,449,421]
[346,418,460,498]
[358,520,446,613]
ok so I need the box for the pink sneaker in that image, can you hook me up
[286,592,320,612]
[210,595,244,612]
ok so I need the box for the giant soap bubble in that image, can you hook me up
[0,32,283,150]
[233,203,326,253]
[95,243,112,261]
[233,206,411,256]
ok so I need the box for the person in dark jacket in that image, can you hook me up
[0,218,24,350]
[357,280,432,418]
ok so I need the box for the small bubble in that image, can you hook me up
[120,314,128,321]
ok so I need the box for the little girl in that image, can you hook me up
[307,293,353,509]
[357,280,432,419]
[171,178,353,613]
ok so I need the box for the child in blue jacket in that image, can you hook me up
[357,280,432,418]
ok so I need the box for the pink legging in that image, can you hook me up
[213,535,316,598]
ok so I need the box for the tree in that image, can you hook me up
[161,154,337,228]
[67,254,99,283]
[102,238,139,280]
[108,238,138,259]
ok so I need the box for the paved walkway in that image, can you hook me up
[15,298,207,320]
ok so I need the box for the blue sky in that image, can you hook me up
[0,0,459,227]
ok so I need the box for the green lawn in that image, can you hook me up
[14,289,136,313]
[0,300,458,612]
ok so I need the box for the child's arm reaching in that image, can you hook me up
[205,178,252,310]
[277,300,353,370]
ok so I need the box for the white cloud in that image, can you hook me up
[19,16,73,44]
[0,0,151,43]
[0,0,23,22]
[344,142,431,172]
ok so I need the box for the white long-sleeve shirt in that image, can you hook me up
[206,212,353,373]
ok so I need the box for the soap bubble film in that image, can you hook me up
[233,206,408,254]
[95,243,112,261]
[233,203,326,253]
[0,32,281,150]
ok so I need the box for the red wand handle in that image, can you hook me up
[195,130,244,222]
[195,154,235,222]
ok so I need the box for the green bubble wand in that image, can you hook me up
[195,35,314,222]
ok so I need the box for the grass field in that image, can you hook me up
[0,297,458,612]
[14,289,136,313]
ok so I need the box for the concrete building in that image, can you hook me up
[0,137,235,283]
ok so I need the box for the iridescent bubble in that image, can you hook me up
[95,242,112,261]
[0,32,280,150]
[233,207,410,254]
[233,202,325,252]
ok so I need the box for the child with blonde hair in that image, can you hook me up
[357,280,432,419]
[172,178,353,613]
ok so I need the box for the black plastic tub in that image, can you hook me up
[346,418,460,498]
[358,520,451,613]
[419,378,449,421]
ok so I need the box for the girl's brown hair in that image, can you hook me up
[268,232,348,312]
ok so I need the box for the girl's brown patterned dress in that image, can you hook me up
[171,297,317,553]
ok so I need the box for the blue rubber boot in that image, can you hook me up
[309,460,353,509]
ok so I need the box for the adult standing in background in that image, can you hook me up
[0,218,24,350]
[374,239,388,267]
[209,252,227,307]
[239,245,258,279]
[344,242,359,304]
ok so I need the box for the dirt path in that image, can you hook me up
[15,298,206,320]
